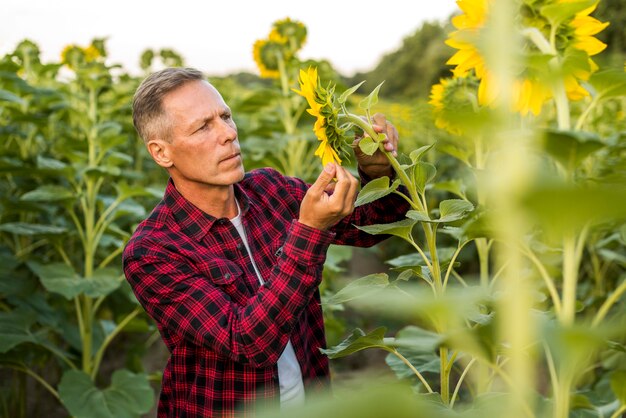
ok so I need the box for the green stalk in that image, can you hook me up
[91,308,142,379]
[450,358,477,408]
[592,280,626,326]
[390,349,434,393]
[4,364,60,401]
[610,405,626,418]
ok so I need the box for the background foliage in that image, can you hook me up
[1,2,625,417]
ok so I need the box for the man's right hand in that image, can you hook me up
[298,163,359,231]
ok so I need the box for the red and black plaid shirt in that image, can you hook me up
[123,167,409,417]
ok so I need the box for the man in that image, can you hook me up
[123,67,409,417]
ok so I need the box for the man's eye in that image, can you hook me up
[222,114,231,121]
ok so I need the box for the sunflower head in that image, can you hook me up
[61,41,103,69]
[253,18,307,79]
[271,18,307,51]
[293,67,350,166]
[444,0,610,116]
[252,39,284,79]
[430,76,492,135]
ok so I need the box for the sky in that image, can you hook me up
[2,0,459,77]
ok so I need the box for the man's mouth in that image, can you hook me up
[220,152,241,163]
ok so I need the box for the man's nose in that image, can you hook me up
[217,119,237,143]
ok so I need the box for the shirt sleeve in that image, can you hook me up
[123,220,334,369]
[281,168,411,247]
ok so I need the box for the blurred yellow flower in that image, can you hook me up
[293,67,345,166]
[445,0,609,116]
[253,18,307,79]
[252,39,282,79]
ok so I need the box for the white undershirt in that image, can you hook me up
[230,202,306,408]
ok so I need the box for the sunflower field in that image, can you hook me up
[1,1,626,417]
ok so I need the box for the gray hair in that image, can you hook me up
[132,67,204,142]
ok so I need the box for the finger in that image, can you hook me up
[309,163,337,194]
[329,165,352,204]
[324,182,337,195]
[339,167,359,210]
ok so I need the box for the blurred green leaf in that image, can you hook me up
[392,325,443,352]
[21,185,74,202]
[0,308,38,353]
[58,369,154,418]
[542,129,604,171]
[0,222,66,235]
[355,176,399,207]
[589,69,626,100]
[0,88,25,105]
[521,182,626,233]
[324,273,389,306]
[28,262,85,300]
[610,371,626,404]
[540,0,596,24]
[321,327,392,359]
[85,268,122,298]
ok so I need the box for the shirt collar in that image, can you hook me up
[163,177,251,242]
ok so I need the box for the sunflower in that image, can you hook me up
[252,39,283,79]
[293,67,348,166]
[253,18,307,79]
[445,0,609,116]
[429,76,485,135]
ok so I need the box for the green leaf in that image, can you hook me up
[0,88,25,105]
[522,182,626,233]
[84,268,122,298]
[320,327,392,359]
[392,325,443,352]
[324,273,389,306]
[358,81,384,110]
[115,182,163,200]
[385,351,440,380]
[28,262,86,300]
[356,218,417,241]
[0,222,66,236]
[409,144,435,164]
[433,180,467,199]
[21,185,74,202]
[589,69,626,100]
[610,371,626,404]
[438,199,475,223]
[355,177,399,207]
[358,136,379,156]
[413,162,437,194]
[0,308,37,353]
[406,200,473,224]
[59,369,154,418]
[540,0,596,24]
[542,129,604,171]
[338,80,365,104]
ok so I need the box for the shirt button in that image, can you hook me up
[224,273,231,280]
[236,243,244,250]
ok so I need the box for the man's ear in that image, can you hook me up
[147,139,174,168]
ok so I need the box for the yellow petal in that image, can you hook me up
[574,36,607,55]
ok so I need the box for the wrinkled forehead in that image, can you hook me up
[163,80,228,117]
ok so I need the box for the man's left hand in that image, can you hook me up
[353,113,398,179]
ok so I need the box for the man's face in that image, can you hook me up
[156,80,244,188]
